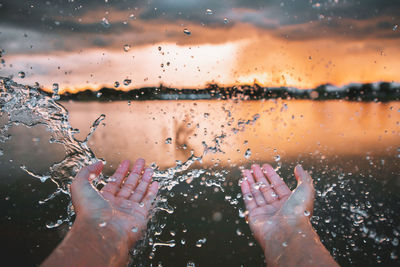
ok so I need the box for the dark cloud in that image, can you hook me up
[0,0,399,54]
[0,0,135,34]
[274,17,399,41]
[2,0,399,31]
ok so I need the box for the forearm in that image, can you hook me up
[263,220,338,267]
[41,218,131,267]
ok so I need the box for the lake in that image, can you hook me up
[0,99,399,266]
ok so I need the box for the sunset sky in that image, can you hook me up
[0,0,399,93]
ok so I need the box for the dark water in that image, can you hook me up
[0,100,399,266]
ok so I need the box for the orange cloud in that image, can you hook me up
[2,16,399,92]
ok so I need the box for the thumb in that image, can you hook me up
[282,165,315,217]
[71,162,103,212]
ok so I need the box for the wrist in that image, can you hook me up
[262,217,314,255]
[74,215,131,247]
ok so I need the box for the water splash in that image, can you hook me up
[0,76,104,223]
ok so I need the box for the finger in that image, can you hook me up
[282,165,315,216]
[116,172,141,199]
[101,160,130,196]
[113,158,145,198]
[240,180,258,212]
[71,162,103,211]
[131,158,145,175]
[129,168,153,202]
[262,163,291,199]
[141,181,159,211]
[73,161,103,189]
[243,169,266,206]
[251,164,278,204]
[294,164,313,184]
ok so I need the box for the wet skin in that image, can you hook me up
[240,164,339,267]
[42,159,158,267]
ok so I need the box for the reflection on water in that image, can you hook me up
[0,99,399,266]
[63,100,399,168]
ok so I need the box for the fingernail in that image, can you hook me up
[295,164,303,172]
[145,168,154,177]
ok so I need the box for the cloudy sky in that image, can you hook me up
[0,0,399,92]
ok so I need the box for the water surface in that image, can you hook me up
[0,99,399,266]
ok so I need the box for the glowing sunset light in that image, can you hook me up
[0,1,399,92]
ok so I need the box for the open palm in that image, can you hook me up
[71,159,158,246]
[241,164,315,251]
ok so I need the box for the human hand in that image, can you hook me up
[70,159,159,247]
[240,164,314,252]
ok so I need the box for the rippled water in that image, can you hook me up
[0,78,399,266]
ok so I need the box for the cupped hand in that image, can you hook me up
[240,164,315,251]
[70,159,159,246]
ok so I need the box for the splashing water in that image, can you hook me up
[0,76,105,226]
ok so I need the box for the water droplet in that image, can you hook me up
[170,230,176,236]
[310,90,319,99]
[187,261,195,267]
[129,14,135,20]
[99,222,107,227]
[393,24,398,31]
[224,18,229,24]
[181,238,186,245]
[52,83,60,100]
[282,241,288,247]
[245,194,253,201]
[304,210,311,217]
[101,17,110,28]
[195,238,207,247]
[123,44,131,52]
[253,182,265,190]
[131,226,138,233]
[165,137,172,144]
[203,113,209,118]
[18,71,25,78]
[183,28,191,35]
[236,228,242,236]
[212,211,223,222]
[123,79,131,86]
[206,9,213,15]
[274,155,281,162]
[96,92,102,98]
[244,148,251,159]
[52,83,59,93]
[114,81,120,88]
[153,240,176,247]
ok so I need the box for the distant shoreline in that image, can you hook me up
[48,82,400,102]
